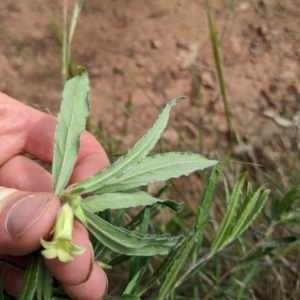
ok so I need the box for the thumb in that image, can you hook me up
[0,187,61,256]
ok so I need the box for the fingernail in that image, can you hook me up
[6,193,52,237]
[104,272,109,296]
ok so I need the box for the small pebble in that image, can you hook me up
[237,2,250,11]
[151,40,162,49]
[250,45,263,57]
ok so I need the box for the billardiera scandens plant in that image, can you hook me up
[40,67,218,262]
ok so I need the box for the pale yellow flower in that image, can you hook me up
[41,238,85,262]
[41,202,86,262]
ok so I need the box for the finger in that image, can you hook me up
[43,221,93,286]
[0,93,110,180]
[0,257,25,298]
[0,188,60,255]
[0,155,53,192]
[61,262,108,300]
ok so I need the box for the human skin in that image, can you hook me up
[0,92,110,299]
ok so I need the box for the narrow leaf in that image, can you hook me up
[158,228,202,299]
[231,188,269,239]
[92,152,218,193]
[211,172,248,253]
[123,209,151,295]
[123,258,150,295]
[193,164,219,260]
[175,253,211,287]
[135,248,178,297]
[36,258,52,300]
[68,0,83,51]
[205,0,233,137]
[82,191,183,213]
[84,209,183,256]
[273,188,298,220]
[53,68,90,195]
[70,97,187,194]
[195,164,219,230]
[19,252,41,300]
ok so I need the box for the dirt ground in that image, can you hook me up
[0,0,300,183]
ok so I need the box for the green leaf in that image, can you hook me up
[270,193,281,220]
[135,247,178,297]
[84,209,183,256]
[53,68,90,195]
[123,209,151,295]
[211,172,248,253]
[205,0,233,137]
[82,191,183,213]
[262,236,298,248]
[231,188,269,239]
[18,252,41,300]
[193,164,219,260]
[91,152,218,193]
[175,253,210,287]
[195,164,219,230]
[36,260,52,300]
[68,0,83,52]
[273,188,298,220]
[69,97,187,194]
[158,228,202,299]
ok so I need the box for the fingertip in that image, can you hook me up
[0,190,60,255]
[61,261,108,300]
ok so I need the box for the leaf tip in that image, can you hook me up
[77,66,88,75]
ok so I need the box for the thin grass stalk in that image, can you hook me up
[204,0,234,142]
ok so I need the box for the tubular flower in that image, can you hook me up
[41,202,86,262]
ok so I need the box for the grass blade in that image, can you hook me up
[135,248,178,297]
[273,188,298,220]
[195,164,219,230]
[18,252,41,300]
[231,188,270,239]
[36,260,53,300]
[93,152,217,193]
[82,192,183,213]
[68,0,83,53]
[53,68,90,196]
[70,97,187,194]
[211,172,248,253]
[123,209,151,295]
[158,228,202,299]
[193,164,219,260]
[205,0,233,139]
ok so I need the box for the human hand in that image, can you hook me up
[0,92,110,299]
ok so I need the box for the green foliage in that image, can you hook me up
[84,208,183,256]
[18,252,41,300]
[52,67,90,196]
[67,96,189,195]
[82,192,183,213]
